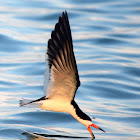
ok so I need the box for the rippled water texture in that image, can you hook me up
[0,0,140,140]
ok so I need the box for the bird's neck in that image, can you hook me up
[69,100,92,126]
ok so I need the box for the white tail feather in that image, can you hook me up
[19,98,42,108]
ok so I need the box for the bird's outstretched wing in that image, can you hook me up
[44,11,80,101]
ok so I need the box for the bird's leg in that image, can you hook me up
[87,126,95,139]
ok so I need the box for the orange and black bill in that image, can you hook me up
[87,123,105,139]
[87,125,95,139]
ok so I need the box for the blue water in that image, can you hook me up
[0,0,140,140]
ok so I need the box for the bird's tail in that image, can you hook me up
[19,98,42,108]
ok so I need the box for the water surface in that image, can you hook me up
[0,0,140,140]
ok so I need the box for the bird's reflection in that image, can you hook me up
[21,130,91,140]
[22,130,54,140]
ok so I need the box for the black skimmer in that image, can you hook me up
[20,11,105,139]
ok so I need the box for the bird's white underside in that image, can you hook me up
[39,99,92,127]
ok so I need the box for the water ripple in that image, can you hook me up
[0,0,140,140]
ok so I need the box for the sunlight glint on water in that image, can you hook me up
[0,0,140,140]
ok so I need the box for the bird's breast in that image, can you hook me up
[39,98,71,113]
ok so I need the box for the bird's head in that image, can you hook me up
[87,123,105,139]
[70,100,105,138]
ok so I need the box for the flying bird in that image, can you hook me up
[20,11,105,139]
